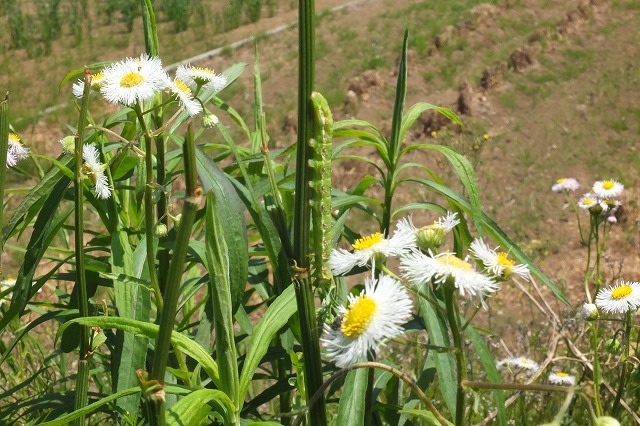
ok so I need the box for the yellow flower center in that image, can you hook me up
[582,198,594,205]
[353,233,383,251]
[341,296,376,337]
[82,164,97,186]
[174,79,192,95]
[603,181,615,190]
[556,372,568,377]
[521,359,529,365]
[556,178,567,184]
[497,252,515,267]
[611,285,632,300]
[193,66,214,75]
[438,254,472,271]
[8,133,20,143]
[120,72,144,88]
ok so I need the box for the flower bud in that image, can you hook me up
[155,223,168,237]
[581,303,599,321]
[594,416,621,426]
[604,338,621,354]
[416,225,446,252]
[60,136,76,155]
[202,112,219,128]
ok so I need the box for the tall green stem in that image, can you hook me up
[133,105,163,313]
[0,94,9,279]
[611,310,632,415]
[445,284,466,426]
[149,124,201,425]
[292,0,326,424]
[72,69,93,426]
[590,322,603,417]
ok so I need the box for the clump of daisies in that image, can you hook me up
[322,275,413,367]
[71,54,227,118]
[6,133,29,168]
[495,356,539,372]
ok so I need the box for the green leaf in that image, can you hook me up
[110,229,150,417]
[59,316,221,387]
[0,180,72,334]
[398,409,454,426]
[336,368,368,426]
[38,387,141,426]
[465,325,506,426]
[166,389,235,426]
[399,102,462,144]
[238,285,297,408]
[205,193,240,407]
[388,27,409,164]
[2,155,73,243]
[418,285,457,418]
[196,147,248,312]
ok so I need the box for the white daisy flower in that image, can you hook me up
[595,281,640,314]
[592,179,623,199]
[167,78,202,116]
[396,212,460,251]
[72,71,105,99]
[508,356,539,371]
[329,227,416,275]
[577,193,598,210]
[400,250,499,300]
[469,238,530,281]
[176,64,227,92]
[0,277,16,287]
[551,177,579,193]
[6,133,29,168]
[322,274,413,367]
[100,54,169,106]
[548,372,576,385]
[82,144,111,199]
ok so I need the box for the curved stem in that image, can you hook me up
[290,362,449,426]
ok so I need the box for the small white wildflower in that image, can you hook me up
[469,238,530,281]
[592,179,623,199]
[595,281,640,314]
[72,71,105,99]
[168,78,202,116]
[508,356,539,371]
[548,372,576,385]
[577,193,598,210]
[329,226,415,275]
[82,144,111,199]
[400,250,499,300]
[551,178,579,193]
[176,64,227,92]
[6,133,29,168]
[100,54,169,106]
[322,274,413,367]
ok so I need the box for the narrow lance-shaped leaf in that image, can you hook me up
[336,368,368,426]
[205,192,240,409]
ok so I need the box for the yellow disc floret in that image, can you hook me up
[341,296,376,337]
[438,254,473,271]
[353,233,383,251]
[556,372,568,377]
[174,79,192,95]
[611,285,632,300]
[120,72,144,88]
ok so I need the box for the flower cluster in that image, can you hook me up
[324,212,530,367]
[6,133,29,168]
[72,54,227,117]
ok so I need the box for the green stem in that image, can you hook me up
[133,104,163,314]
[292,0,326,424]
[611,310,632,415]
[463,381,574,393]
[0,93,9,279]
[445,284,466,426]
[149,124,201,425]
[590,322,604,417]
[73,69,93,426]
[155,134,169,295]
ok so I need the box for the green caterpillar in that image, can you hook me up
[308,92,333,292]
